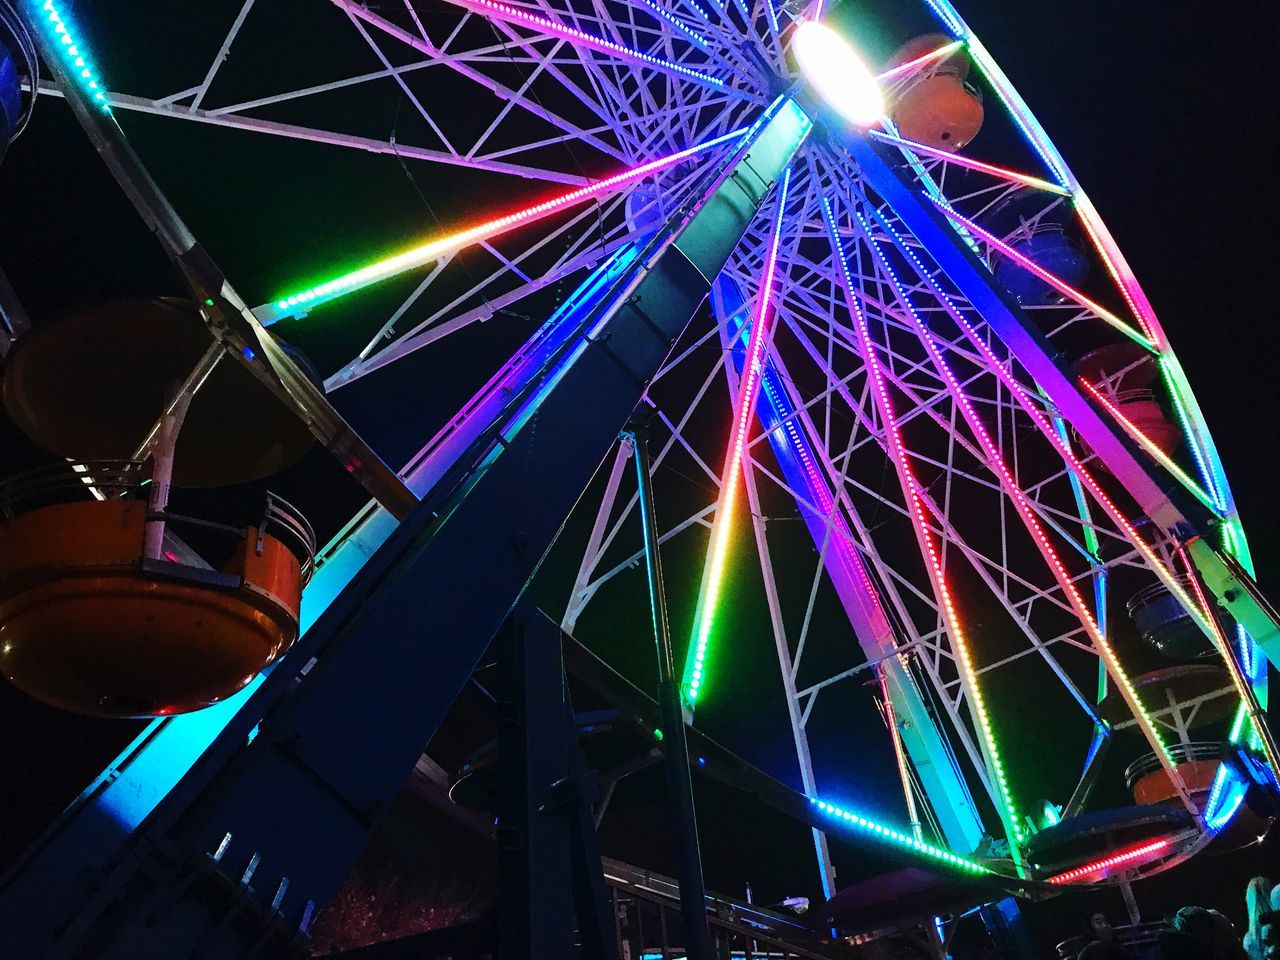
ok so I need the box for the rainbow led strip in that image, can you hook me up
[683,166,794,704]
[811,798,991,875]
[34,0,111,115]
[1045,838,1171,885]
[461,0,723,88]
[825,200,1023,846]
[263,128,746,322]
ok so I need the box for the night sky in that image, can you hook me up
[1,0,1278,954]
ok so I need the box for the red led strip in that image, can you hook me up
[1046,838,1171,885]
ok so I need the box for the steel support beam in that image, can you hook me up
[628,421,714,960]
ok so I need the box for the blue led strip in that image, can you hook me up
[33,0,111,114]
[811,798,991,875]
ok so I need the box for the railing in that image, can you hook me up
[0,459,148,518]
[1125,741,1223,790]
[602,858,843,960]
[0,459,316,582]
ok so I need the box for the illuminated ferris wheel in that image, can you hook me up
[1,0,1278,954]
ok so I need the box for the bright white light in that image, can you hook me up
[792,21,884,127]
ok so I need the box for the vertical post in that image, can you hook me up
[628,422,714,960]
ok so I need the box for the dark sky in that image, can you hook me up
[1,0,1278,952]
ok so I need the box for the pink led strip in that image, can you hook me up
[855,207,1187,786]
[459,0,726,89]
[874,38,966,84]
[868,130,1069,196]
[1046,838,1172,885]
[822,199,1025,849]
[928,198,1157,352]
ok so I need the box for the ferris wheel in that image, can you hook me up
[1,0,1278,954]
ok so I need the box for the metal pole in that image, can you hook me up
[627,421,714,960]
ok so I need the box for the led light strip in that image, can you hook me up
[1079,378,1221,514]
[810,798,990,875]
[263,128,746,322]
[33,0,111,114]
[918,0,1257,833]
[633,0,711,51]
[1157,356,1228,514]
[1179,549,1279,774]
[684,165,795,704]
[859,208,1191,791]
[1045,838,1171,885]
[928,198,1157,352]
[873,38,966,84]
[868,130,1069,196]
[822,198,1025,847]
[855,192,1230,790]
[464,0,724,87]
[858,202,1208,782]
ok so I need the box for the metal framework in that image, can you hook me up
[5,0,1276,953]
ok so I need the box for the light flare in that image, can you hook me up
[792,21,884,127]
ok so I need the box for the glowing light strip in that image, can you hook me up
[763,0,779,37]
[1158,356,1227,513]
[861,203,1192,779]
[810,798,990,875]
[822,199,1024,846]
[634,0,711,50]
[34,0,111,114]
[921,0,966,38]
[1079,379,1220,514]
[920,0,1258,828]
[928,198,1157,352]
[868,130,1069,196]
[873,39,966,83]
[1207,784,1245,831]
[684,166,794,704]
[465,0,724,87]
[265,128,746,320]
[1179,549,1280,774]
[1045,838,1171,885]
